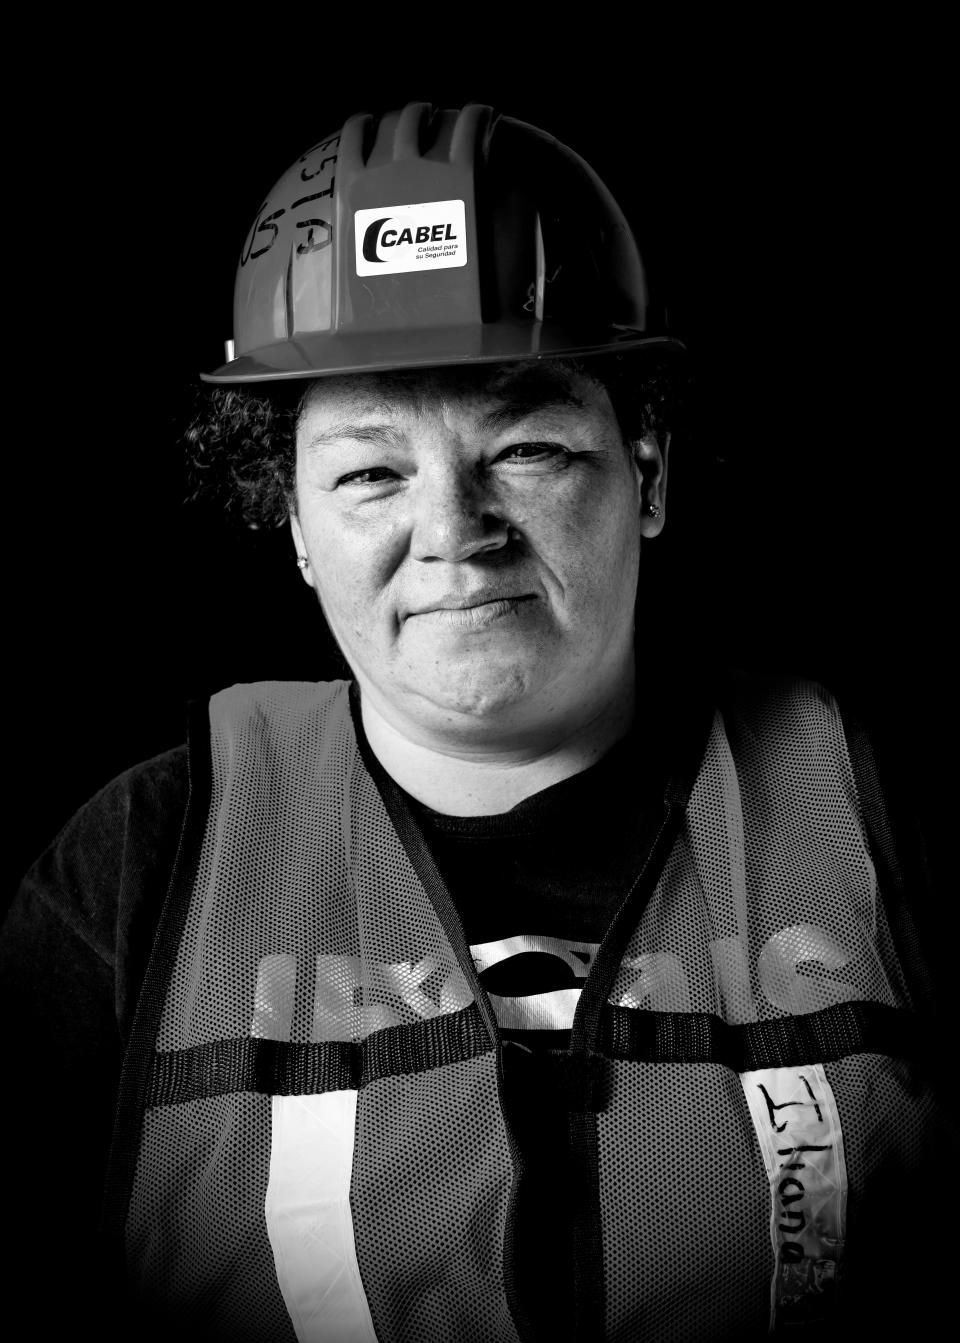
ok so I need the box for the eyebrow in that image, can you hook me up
[303,423,405,454]
[305,393,588,453]
[477,392,587,435]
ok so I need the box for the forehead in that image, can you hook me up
[295,360,615,435]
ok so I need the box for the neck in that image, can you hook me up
[357,669,636,817]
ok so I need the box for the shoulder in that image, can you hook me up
[718,669,838,724]
[714,671,927,830]
[713,668,948,984]
[8,745,190,966]
[206,679,356,777]
[1,743,191,1044]
[713,669,921,819]
[713,671,851,771]
[209,678,352,735]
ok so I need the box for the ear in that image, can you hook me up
[288,512,315,588]
[632,431,670,538]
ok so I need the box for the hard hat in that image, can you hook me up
[201,102,684,384]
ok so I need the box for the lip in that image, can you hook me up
[404,594,537,627]
[408,592,536,618]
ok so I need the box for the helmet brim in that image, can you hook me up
[200,323,686,385]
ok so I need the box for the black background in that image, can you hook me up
[10,28,951,892]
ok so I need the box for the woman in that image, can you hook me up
[3,102,946,1342]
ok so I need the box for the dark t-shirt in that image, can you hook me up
[405,726,660,1049]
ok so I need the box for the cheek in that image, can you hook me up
[576,527,640,618]
[304,515,403,646]
[302,497,384,579]
[540,476,640,592]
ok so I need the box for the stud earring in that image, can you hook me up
[296,555,309,570]
[648,503,662,518]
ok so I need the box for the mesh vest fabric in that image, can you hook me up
[596,682,939,1340]
[121,678,942,1342]
[127,681,516,1342]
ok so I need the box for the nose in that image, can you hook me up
[410,464,510,562]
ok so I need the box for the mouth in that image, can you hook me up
[406,594,537,628]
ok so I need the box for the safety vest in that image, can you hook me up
[108,678,942,1342]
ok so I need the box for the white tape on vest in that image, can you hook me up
[265,1092,378,1343]
[740,1063,847,1330]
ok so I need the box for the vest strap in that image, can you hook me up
[603,999,919,1069]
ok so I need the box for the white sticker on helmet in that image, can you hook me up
[354,200,467,275]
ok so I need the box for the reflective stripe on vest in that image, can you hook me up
[265,1091,378,1343]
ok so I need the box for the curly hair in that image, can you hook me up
[183,352,688,530]
[183,380,306,529]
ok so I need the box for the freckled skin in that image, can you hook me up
[289,362,666,758]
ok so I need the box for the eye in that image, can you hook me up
[495,441,568,466]
[335,466,400,488]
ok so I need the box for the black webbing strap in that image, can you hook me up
[147,1036,360,1105]
[143,1003,492,1106]
[603,998,917,1069]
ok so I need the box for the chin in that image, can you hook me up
[411,660,543,723]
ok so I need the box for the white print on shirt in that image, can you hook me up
[740,1064,847,1330]
[469,934,598,978]
[470,935,600,1032]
